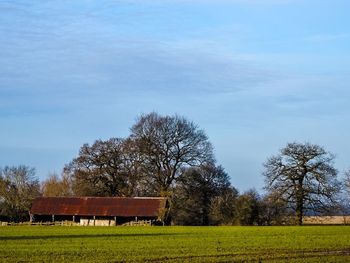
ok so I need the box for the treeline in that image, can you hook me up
[1,112,349,225]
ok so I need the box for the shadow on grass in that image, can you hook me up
[0,232,187,241]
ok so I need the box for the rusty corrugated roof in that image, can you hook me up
[30,197,166,217]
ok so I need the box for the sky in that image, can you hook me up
[0,0,349,192]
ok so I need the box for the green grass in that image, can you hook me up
[1,226,350,262]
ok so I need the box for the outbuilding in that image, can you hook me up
[30,196,167,226]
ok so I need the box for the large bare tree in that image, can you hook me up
[130,112,214,195]
[263,142,340,225]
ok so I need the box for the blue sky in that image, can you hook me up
[1,0,349,192]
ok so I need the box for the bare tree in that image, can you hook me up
[0,165,40,222]
[344,169,350,195]
[234,189,262,226]
[171,165,234,225]
[209,186,238,225]
[260,191,290,225]
[120,138,150,196]
[41,172,72,197]
[339,169,350,215]
[130,112,214,196]
[64,138,140,197]
[263,142,340,225]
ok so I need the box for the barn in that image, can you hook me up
[30,196,167,226]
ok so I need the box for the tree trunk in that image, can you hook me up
[296,179,304,226]
[296,200,303,225]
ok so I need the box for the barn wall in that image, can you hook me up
[79,216,156,226]
[80,218,116,226]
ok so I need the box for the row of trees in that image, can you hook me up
[1,112,349,225]
[0,164,288,225]
[64,112,214,198]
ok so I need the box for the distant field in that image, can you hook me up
[303,216,350,225]
[1,226,350,262]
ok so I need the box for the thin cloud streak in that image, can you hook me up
[119,0,296,5]
[304,33,349,42]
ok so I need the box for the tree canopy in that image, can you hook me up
[130,112,214,195]
[64,138,138,197]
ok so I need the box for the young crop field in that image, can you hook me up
[0,226,350,262]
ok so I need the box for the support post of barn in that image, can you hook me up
[114,216,117,226]
[135,216,138,222]
[52,214,55,223]
[93,216,96,226]
[29,214,34,223]
[73,215,75,223]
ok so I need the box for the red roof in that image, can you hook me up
[30,197,166,217]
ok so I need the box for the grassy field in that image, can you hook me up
[1,226,350,262]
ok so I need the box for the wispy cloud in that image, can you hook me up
[0,1,278,117]
[0,37,274,115]
[119,0,295,4]
[304,33,349,42]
